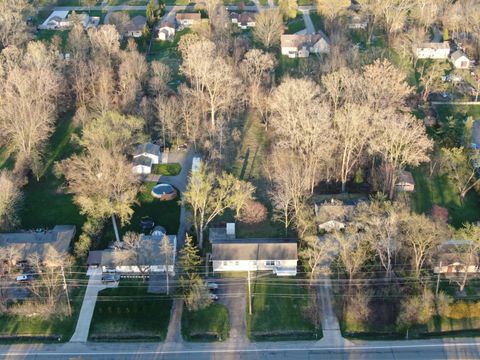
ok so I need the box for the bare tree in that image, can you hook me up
[241,49,276,107]
[113,232,154,277]
[369,111,432,199]
[253,9,284,49]
[183,165,255,248]
[439,147,480,203]
[299,235,338,283]
[184,277,213,311]
[0,171,22,231]
[155,95,180,148]
[419,61,448,102]
[148,61,172,96]
[450,224,480,293]
[109,12,130,37]
[0,0,32,49]
[0,245,20,311]
[160,234,174,295]
[316,0,350,29]
[398,212,449,279]
[0,42,61,175]
[88,25,121,60]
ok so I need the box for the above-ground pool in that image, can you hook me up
[151,183,177,201]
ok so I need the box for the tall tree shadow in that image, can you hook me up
[239,147,250,180]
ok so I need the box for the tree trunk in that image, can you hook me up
[210,103,215,129]
[341,180,347,193]
[112,214,120,243]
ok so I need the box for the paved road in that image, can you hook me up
[3,338,480,359]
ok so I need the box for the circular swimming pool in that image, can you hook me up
[151,183,177,200]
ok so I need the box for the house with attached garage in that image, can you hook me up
[230,12,256,29]
[281,34,330,58]
[415,42,451,59]
[132,142,161,174]
[210,224,298,276]
[124,15,146,38]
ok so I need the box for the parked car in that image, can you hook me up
[101,274,120,283]
[209,293,219,301]
[207,282,219,291]
[16,274,33,282]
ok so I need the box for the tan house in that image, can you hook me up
[124,15,146,38]
[433,240,480,275]
[450,50,471,69]
[347,14,368,30]
[175,12,201,27]
[281,34,330,58]
[158,22,175,41]
[230,12,256,29]
[415,42,451,59]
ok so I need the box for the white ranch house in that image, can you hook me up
[210,225,298,276]
[132,142,161,174]
[415,42,450,59]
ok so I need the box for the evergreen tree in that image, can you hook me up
[179,235,202,275]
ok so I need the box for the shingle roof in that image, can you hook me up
[417,42,450,50]
[125,15,146,32]
[176,12,201,20]
[133,155,153,167]
[281,34,324,49]
[212,238,297,261]
[451,50,468,62]
[134,142,160,156]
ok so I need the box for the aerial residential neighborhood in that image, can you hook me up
[1,0,480,359]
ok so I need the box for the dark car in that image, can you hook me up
[102,274,120,283]
[140,216,155,232]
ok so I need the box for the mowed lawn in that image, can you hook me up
[247,278,320,340]
[182,303,230,341]
[89,281,172,341]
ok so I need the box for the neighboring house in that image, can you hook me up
[230,12,256,29]
[99,233,177,275]
[395,170,415,192]
[415,42,451,59]
[281,34,330,58]
[158,22,176,41]
[132,155,153,174]
[124,15,146,37]
[470,120,480,150]
[132,142,161,174]
[347,14,368,30]
[39,10,70,30]
[315,200,355,233]
[0,225,76,261]
[175,12,201,27]
[210,224,298,276]
[450,50,471,69]
[433,240,480,275]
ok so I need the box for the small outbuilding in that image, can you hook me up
[450,50,470,69]
[395,170,415,192]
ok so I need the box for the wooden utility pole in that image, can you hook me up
[248,271,252,315]
[61,265,72,316]
[436,261,442,296]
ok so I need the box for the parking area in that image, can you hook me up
[214,278,248,343]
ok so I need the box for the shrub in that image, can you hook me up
[238,200,268,224]
[435,292,454,318]
[446,301,480,319]
[397,289,435,330]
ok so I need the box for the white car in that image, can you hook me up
[209,293,219,301]
[16,275,32,282]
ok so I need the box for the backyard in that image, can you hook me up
[247,277,321,341]
[182,303,230,341]
[89,281,172,341]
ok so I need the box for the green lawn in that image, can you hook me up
[182,303,230,341]
[286,13,305,34]
[247,277,321,340]
[122,182,181,236]
[309,12,325,33]
[411,165,480,228]
[18,113,85,231]
[151,163,182,176]
[0,274,87,342]
[36,30,70,51]
[89,281,172,341]
[434,104,480,123]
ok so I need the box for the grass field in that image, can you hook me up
[247,278,321,340]
[89,281,172,341]
[151,163,182,176]
[286,13,306,34]
[182,303,230,341]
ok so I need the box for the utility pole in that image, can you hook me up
[436,261,442,296]
[248,271,252,315]
[61,265,72,316]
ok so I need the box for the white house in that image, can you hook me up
[132,155,153,174]
[230,12,256,29]
[415,42,451,59]
[175,12,201,27]
[99,234,177,275]
[210,225,298,276]
[158,22,176,41]
[281,34,330,58]
[450,50,471,69]
[39,10,70,30]
[347,14,368,30]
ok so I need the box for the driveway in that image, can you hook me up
[216,277,249,343]
[301,9,315,34]
[70,268,117,343]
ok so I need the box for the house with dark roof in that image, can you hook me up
[124,15,146,38]
[210,224,297,276]
[0,225,76,261]
[230,12,256,29]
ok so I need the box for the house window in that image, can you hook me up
[265,260,275,266]
[235,261,239,266]
[223,261,229,266]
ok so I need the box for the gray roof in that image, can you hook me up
[125,15,146,32]
[134,142,160,157]
[281,34,328,49]
[133,155,153,167]
[451,50,468,62]
[212,238,297,261]
[0,225,75,260]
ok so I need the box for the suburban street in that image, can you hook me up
[1,337,480,359]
